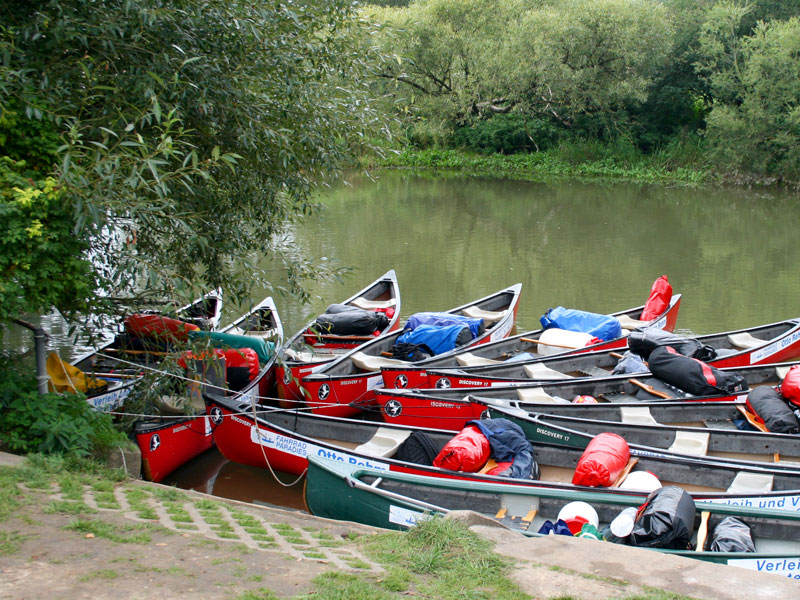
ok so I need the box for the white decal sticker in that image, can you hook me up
[727,557,800,579]
[366,375,383,391]
[751,329,800,364]
[389,505,431,527]
[249,427,389,470]
[489,317,513,342]
[651,315,668,330]
[702,494,800,513]
[90,387,131,411]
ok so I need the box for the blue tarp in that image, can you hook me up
[396,324,469,356]
[468,418,537,479]
[404,312,483,338]
[504,352,537,363]
[539,307,622,341]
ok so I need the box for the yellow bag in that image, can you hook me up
[46,353,108,394]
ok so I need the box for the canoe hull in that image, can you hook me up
[380,293,682,391]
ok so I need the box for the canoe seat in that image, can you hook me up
[228,325,279,340]
[461,306,508,324]
[667,430,710,457]
[727,332,764,350]
[516,387,567,404]
[350,351,408,372]
[523,362,573,380]
[354,427,411,458]
[456,352,503,367]
[617,314,650,331]
[351,297,396,310]
[282,348,339,363]
[726,471,774,494]
[620,406,659,425]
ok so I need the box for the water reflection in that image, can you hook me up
[7,172,800,509]
[162,448,307,512]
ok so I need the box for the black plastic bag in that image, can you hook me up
[313,308,388,336]
[390,342,432,362]
[746,387,800,433]
[648,346,748,396]
[396,431,442,465]
[628,329,716,362]
[707,516,756,553]
[629,486,696,549]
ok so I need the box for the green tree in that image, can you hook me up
[0,0,388,328]
[368,0,674,148]
[698,6,800,176]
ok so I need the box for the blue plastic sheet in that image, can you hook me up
[540,307,622,341]
[404,312,483,338]
[468,418,537,479]
[396,324,470,356]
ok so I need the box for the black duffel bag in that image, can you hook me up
[707,516,756,553]
[628,329,717,362]
[313,307,389,336]
[629,486,696,550]
[648,346,748,397]
[746,386,800,433]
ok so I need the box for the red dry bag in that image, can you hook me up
[125,313,200,342]
[781,364,800,407]
[433,425,491,473]
[640,276,672,321]
[572,432,631,488]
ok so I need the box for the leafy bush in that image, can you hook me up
[0,357,127,457]
[454,114,561,154]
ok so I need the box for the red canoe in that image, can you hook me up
[298,283,523,417]
[413,318,800,390]
[379,291,681,392]
[275,270,401,404]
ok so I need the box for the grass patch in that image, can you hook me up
[64,518,168,544]
[151,486,184,502]
[624,589,698,600]
[78,569,119,582]
[44,500,96,515]
[194,498,221,511]
[0,530,31,556]
[296,572,392,600]
[363,516,527,600]
[93,491,119,509]
[235,589,279,600]
[378,147,709,186]
[0,471,24,522]
[377,567,413,593]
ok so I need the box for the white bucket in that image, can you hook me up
[537,328,595,356]
[618,471,662,492]
[557,501,599,534]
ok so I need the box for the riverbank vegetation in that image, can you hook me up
[363,1,800,187]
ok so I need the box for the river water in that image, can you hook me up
[7,171,800,508]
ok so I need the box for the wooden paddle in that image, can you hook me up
[696,511,711,551]
[735,404,769,433]
[613,457,639,487]
[90,372,142,379]
[629,378,673,400]
[520,337,581,351]
[103,348,172,356]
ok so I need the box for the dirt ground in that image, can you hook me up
[2,452,799,600]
